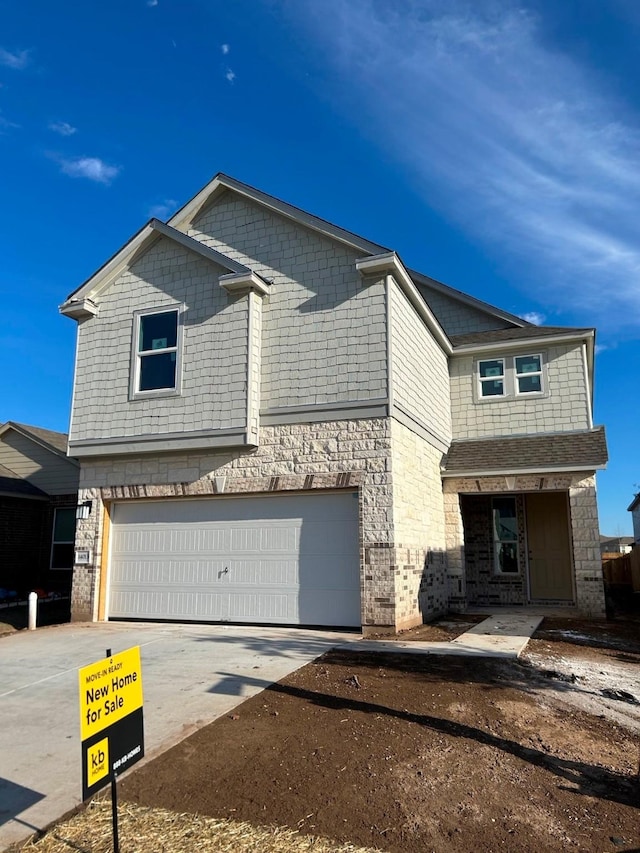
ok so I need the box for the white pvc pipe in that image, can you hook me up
[28,592,38,631]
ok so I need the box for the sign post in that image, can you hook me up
[79,646,145,851]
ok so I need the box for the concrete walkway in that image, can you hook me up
[345,611,544,659]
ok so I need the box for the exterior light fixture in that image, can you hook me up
[76,500,93,520]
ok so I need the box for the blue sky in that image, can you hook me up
[0,0,638,534]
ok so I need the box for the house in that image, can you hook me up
[599,535,634,557]
[0,422,79,598]
[60,174,608,631]
[628,494,640,546]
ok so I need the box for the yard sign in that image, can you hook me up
[78,646,144,801]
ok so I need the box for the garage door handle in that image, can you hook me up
[223,567,229,574]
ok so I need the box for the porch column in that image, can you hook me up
[569,475,606,617]
[443,485,466,611]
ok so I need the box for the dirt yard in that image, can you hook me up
[116,616,640,853]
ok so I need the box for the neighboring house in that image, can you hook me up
[628,494,640,546]
[0,422,79,597]
[60,174,608,631]
[599,535,634,557]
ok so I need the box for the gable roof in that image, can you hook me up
[0,421,76,463]
[61,172,525,332]
[60,218,257,315]
[442,427,608,476]
[0,462,49,498]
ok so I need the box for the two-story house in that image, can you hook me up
[60,174,607,632]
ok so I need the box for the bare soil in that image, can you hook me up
[120,616,640,853]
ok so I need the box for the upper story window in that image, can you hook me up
[131,308,182,398]
[477,353,545,401]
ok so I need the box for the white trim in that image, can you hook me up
[356,253,452,354]
[60,220,251,314]
[385,276,394,413]
[442,464,605,478]
[219,271,270,297]
[260,397,389,416]
[453,330,594,354]
[477,356,506,399]
[68,429,252,457]
[581,343,594,429]
[514,353,543,397]
[129,305,184,400]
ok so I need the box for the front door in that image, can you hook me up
[526,492,573,601]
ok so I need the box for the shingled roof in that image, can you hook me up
[449,326,593,348]
[1,422,69,456]
[442,427,607,476]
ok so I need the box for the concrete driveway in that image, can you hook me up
[0,621,357,850]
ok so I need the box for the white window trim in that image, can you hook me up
[478,357,506,400]
[130,305,185,400]
[492,497,520,576]
[50,507,76,571]
[514,353,543,397]
[475,352,547,403]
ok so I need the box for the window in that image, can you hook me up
[515,354,542,394]
[133,308,180,395]
[51,508,76,570]
[477,353,545,401]
[492,498,519,574]
[478,358,505,397]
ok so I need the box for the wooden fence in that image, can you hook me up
[602,548,640,592]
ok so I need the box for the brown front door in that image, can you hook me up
[526,492,573,601]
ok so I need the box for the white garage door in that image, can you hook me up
[108,492,360,627]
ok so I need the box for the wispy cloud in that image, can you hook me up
[221,43,230,55]
[0,114,19,134]
[148,198,177,219]
[147,0,158,6]
[53,155,120,184]
[225,68,236,83]
[48,120,77,137]
[0,47,31,70]
[289,1,640,333]
[520,311,545,326]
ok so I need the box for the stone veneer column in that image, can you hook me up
[443,486,466,612]
[70,488,104,622]
[569,475,606,616]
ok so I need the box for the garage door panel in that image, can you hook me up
[109,493,360,626]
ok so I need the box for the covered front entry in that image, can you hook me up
[459,491,574,607]
[106,491,361,627]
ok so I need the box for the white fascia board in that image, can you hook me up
[168,173,389,255]
[410,268,529,329]
[60,220,250,318]
[58,298,99,320]
[356,253,452,354]
[219,271,270,297]
[451,330,595,355]
[441,463,606,478]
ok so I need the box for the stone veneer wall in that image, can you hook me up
[443,472,606,617]
[390,419,448,629]
[71,419,398,628]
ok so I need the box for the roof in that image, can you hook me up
[600,535,634,545]
[62,172,524,333]
[449,326,594,349]
[628,494,640,512]
[0,421,71,458]
[442,427,608,476]
[0,463,48,498]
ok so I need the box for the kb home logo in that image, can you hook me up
[87,737,109,786]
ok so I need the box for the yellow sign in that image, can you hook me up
[79,646,143,741]
[87,737,110,788]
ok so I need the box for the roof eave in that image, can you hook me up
[442,463,607,478]
[451,329,595,355]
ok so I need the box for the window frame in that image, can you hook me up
[50,506,77,571]
[478,357,506,399]
[491,497,520,576]
[475,352,547,403]
[130,306,184,400]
